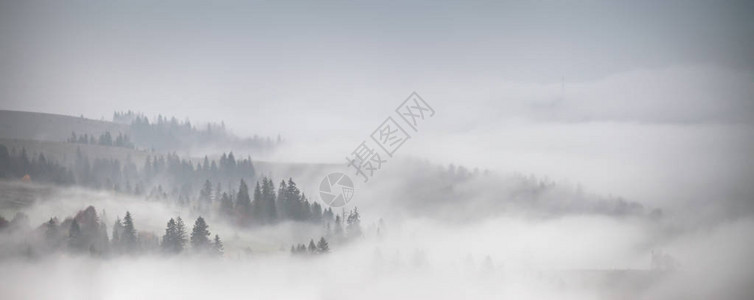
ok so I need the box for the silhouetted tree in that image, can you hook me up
[308,239,316,253]
[121,212,137,253]
[175,217,187,251]
[317,237,329,253]
[112,217,123,250]
[161,218,180,254]
[200,180,213,204]
[190,216,211,251]
[220,192,234,216]
[213,234,224,256]
[68,219,83,252]
[235,180,251,223]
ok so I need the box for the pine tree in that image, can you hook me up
[112,217,123,250]
[214,182,222,204]
[213,234,224,256]
[311,202,323,223]
[175,217,187,252]
[300,193,312,221]
[121,211,137,253]
[316,237,329,253]
[254,181,263,204]
[252,181,264,224]
[275,179,287,219]
[200,180,213,204]
[98,218,109,254]
[265,179,277,223]
[286,178,302,220]
[161,218,178,253]
[250,178,278,225]
[220,192,234,216]
[308,239,316,253]
[190,216,211,251]
[68,219,83,252]
[236,180,251,223]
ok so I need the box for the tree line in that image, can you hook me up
[0,144,256,203]
[67,131,135,149]
[291,237,329,255]
[0,206,224,258]
[214,177,337,227]
[0,144,364,235]
[114,110,279,153]
[0,206,347,259]
[0,145,73,185]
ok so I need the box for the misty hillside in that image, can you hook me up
[0,138,150,166]
[0,110,127,142]
[0,110,278,155]
[1,1,753,299]
[1,106,750,300]
[0,118,656,223]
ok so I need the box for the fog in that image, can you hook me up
[1,0,753,299]
[2,182,753,299]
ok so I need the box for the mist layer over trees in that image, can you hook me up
[1,0,753,298]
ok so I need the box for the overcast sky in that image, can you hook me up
[1,0,753,217]
[1,0,752,121]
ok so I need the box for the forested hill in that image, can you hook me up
[0,110,279,154]
[0,110,127,143]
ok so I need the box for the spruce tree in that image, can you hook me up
[252,181,264,224]
[286,178,301,220]
[190,216,211,251]
[214,183,222,204]
[265,179,277,223]
[202,156,210,172]
[161,218,178,253]
[308,239,316,253]
[175,216,187,252]
[112,217,123,250]
[236,180,251,222]
[275,179,287,219]
[311,202,323,223]
[316,237,329,253]
[68,219,83,252]
[121,211,137,253]
[213,234,224,256]
[220,193,234,216]
[200,180,213,204]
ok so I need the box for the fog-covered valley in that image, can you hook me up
[1,137,753,299]
[2,178,753,299]
[2,0,754,299]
